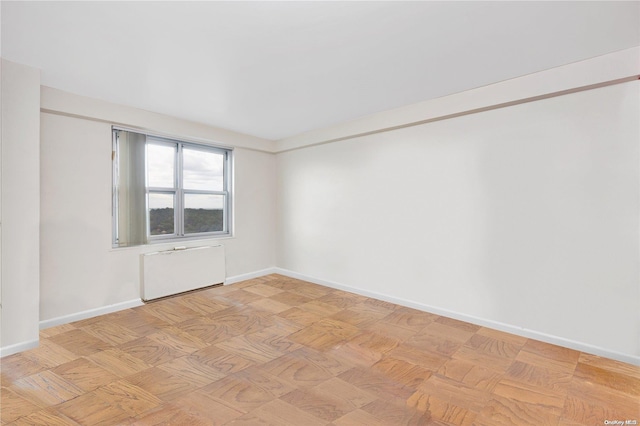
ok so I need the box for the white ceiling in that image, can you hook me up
[2,1,639,140]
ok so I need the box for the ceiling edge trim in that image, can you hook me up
[40,86,278,153]
[275,74,639,154]
[275,46,640,153]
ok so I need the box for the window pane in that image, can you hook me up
[183,148,224,191]
[147,143,175,188]
[184,194,224,233]
[149,193,174,235]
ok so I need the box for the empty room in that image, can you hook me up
[1,1,639,425]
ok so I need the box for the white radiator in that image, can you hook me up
[141,245,225,301]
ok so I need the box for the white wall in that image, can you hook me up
[1,59,41,355]
[39,93,276,324]
[277,81,640,362]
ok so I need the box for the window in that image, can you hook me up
[112,128,232,247]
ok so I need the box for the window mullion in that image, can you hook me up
[176,143,184,237]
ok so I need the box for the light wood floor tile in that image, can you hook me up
[0,387,42,423]
[7,408,81,426]
[242,327,302,354]
[505,360,573,392]
[516,349,579,375]
[176,316,240,344]
[2,274,638,426]
[48,329,113,357]
[125,367,199,402]
[338,366,414,405]
[268,291,313,307]
[231,398,327,426]
[129,402,211,426]
[21,340,78,370]
[361,296,398,312]
[316,292,365,310]
[146,326,208,354]
[435,316,481,333]
[362,398,433,425]
[263,277,300,291]
[518,339,580,372]
[80,322,141,346]
[423,320,477,343]
[280,387,356,422]
[0,354,47,386]
[52,358,119,392]
[476,326,528,347]
[156,356,225,388]
[328,330,399,368]
[247,297,292,314]
[578,353,640,379]
[175,293,230,315]
[293,346,355,377]
[288,318,359,351]
[573,361,640,396]
[93,380,162,417]
[329,307,385,328]
[243,283,285,298]
[117,336,189,366]
[416,374,491,413]
[56,391,132,426]
[87,348,152,378]
[219,289,264,305]
[209,307,274,335]
[437,358,503,392]
[263,354,333,388]
[38,324,77,339]
[333,408,391,426]
[364,320,418,341]
[406,392,477,426]
[561,377,640,424]
[299,300,344,317]
[387,343,449,371]
[474,395,561,426]
[201,376,278,412]
[143,298,202,324]
[313,377,377,409]
[287,282,335,300]
[492,379,566,411]
[189,345,255,375]
[232,367,296,398]
[380,307,437,332]
[173,391,244,425]
[405,329,465,357]
[216,333,285,363]
[265,316,306,334]
[100,309,170,336]
[11,371,84,407]
[277,307,323,326]
[371,356,432,389]
[452,334,521,373]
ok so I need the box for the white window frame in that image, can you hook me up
[112,127,233,247]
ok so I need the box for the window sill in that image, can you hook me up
[110,234,235,252]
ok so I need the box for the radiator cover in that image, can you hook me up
[141,245,225,301]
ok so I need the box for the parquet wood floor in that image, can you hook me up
[1,274,638,425]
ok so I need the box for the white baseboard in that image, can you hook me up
[0,339,39,358]
[36,268,280,332]
[273,268,640,366]
[39,299,144,330]
[225,267,278,285]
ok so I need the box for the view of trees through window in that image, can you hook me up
[149,207,223,235]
